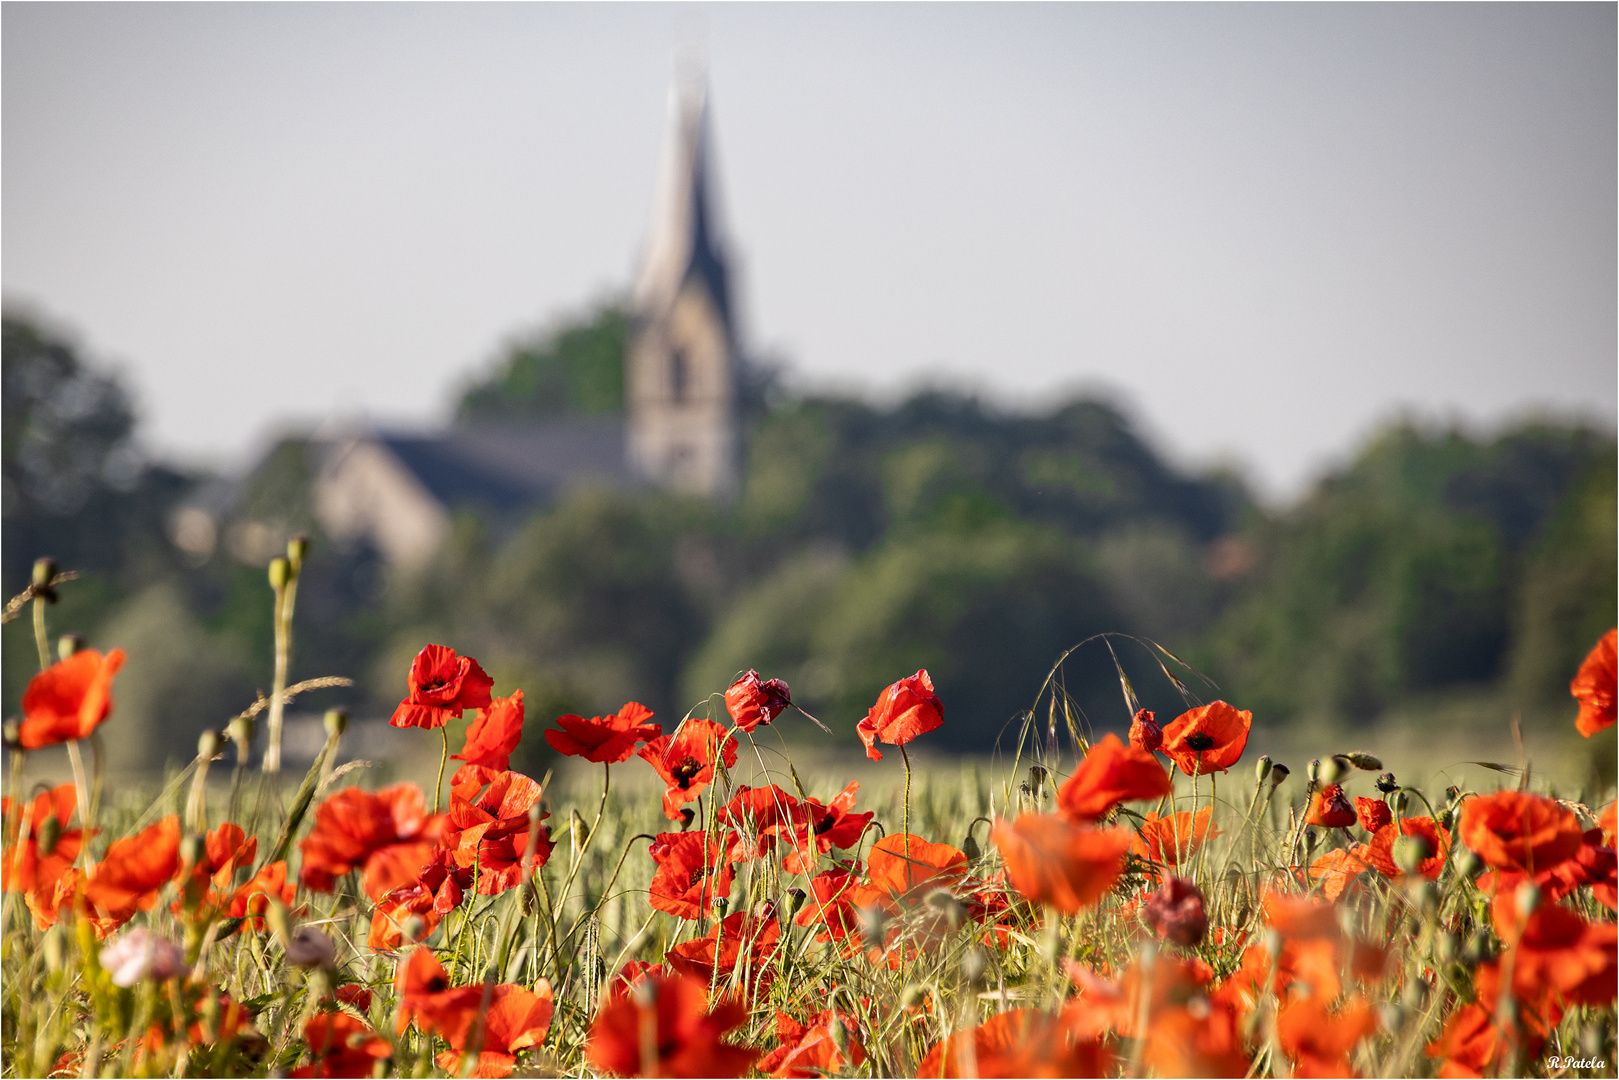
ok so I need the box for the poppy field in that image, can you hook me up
[2,550,1616,1078]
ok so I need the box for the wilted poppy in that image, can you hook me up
[1057,733,1174,821]
[1159,701,1251,776]
[445,769,552,894]
[918,1008,1115,1078]
[299,784,446,900]
[666,908,783,991]
[856,670,943,761]
[545,701,660,764]
[586,971,758,1078]
[1133,808,1217,870]
[18,648,126,750]
[84,815,182,931]
[1459,790,1583,874]
[724,671,793,733]
[992,814,1134,913]
[1365,815,1449,878]
[389,644,494,730]
[1572,629,1617,737]
[1276,996,1378,1079]
[757,1008,866,1078]
[1143,875,1208,946]
[639,718,738,820]
[432,982,555,1079]
[1305,784,1358,829]
[647,831,736,919]
[1129,708,1163,753]
[778,782,874,875]
[452,691,526,773]
[2,784,86,900]
[1354,796,1392,834]
[291,1013,392,1078]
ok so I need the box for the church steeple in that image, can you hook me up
[626,75,741,500]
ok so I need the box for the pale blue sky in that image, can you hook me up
[4,3,1614,498]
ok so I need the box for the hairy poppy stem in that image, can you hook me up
[434,728,449,814]
[65,739,92,868]
[900,743,913,851]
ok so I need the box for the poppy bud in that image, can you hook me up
[1304,827,1320,854]
[961,946,987,987]
[287,534,309,570]
[402,915,426,944]
[962,831,981,862]
[859,905,888,951]
[1143,875,1208,947]
[900,984,926,1009]
[2,718,21,750]
[678,808,697,831]
[1130,709,1163,753]
[519,882,538,917]
[43,927,65,972]
[323,709,347,737]
[32,558,57,588]
[924,889,965,931]
[1343,751,1382,771]
[36,813,61,857]
[1437,809,1453,831]
[1454,850,1482,880]
[197,729,221,760]
[1306,758,1321,783]
[1391,791,1410,815]
[1321,756,1348,784]
[1463,932,1494,966]
[1380,1003,1406,1034]
[1515,881,1541,919]
[1437,931,1460,963]
[56,634,83,662]
[1400,981,1428,1010]
[570,809,588,853]
[1412,880,1439,914]
[285,927,336,969]
[264,899,291,942]
[828,1016,850,1059]
[1444,785,1461,805]
[1580,1024,1607,1058]
[228,716,254,753]
[1393,834,1434,875]
[1255,755,1273,783]
[784,888,807,921]
[1376,772,1398,794]
[268,556,292,590]
[1269,763,1290,787]
[180,833,206,871]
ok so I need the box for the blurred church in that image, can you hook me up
[174,77,744,572]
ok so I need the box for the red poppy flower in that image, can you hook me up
[291,1013,392,1079]
[1277,996,1378,1079]
[647,831,736,919]
[1158,700,1251,776]
[389,644,494,729]
[396,946,485,1037]
[1425,1001,1555,1079]
[432,982,555,1079]
[1481,827,1619,908]
[1572,629,1617,737]
[606,960,667,1003]
[724,671,793,733]
[794,861,890,942]
[83,815,182,931]
[716,785,805,861]
[867,833,968,899]
[1487,895,1618,1011]
[778,782,874,875]
[992,814,1133,914]
[445,769,552,895]
[1132,808,1217,870]
[1062,952,1216,1041]
[227,861,295,932]
[1354,796,1392,834]
[586,971,758,1078]
[2,784,86,899]
[1129,708,1163,753]
[174,821,259,915]
[299,784,446,900]
[18,648,126,749]
[666,908,784,991]
[1601,801,1616,846]
[1365,816,1449,878]
[545,701,660,764]
[370,861,470,950]
[919,1009,1115,1078]
[1306,845,1374,902]
[757,1008,866,1078]
[452,691,526,772]
[638,718,738,820]
[1057,733,1174,821]
[1305,784,1357,829]
[1143,875,1207,946]
[1459,790,1583,873]
[856,669,943,761]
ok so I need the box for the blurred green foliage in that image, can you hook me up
[3,307,1613,777]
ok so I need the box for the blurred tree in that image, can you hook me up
[455,302,629,421]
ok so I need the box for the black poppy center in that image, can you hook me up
[1185,732,1216,752]
[671,756,703,787]
[419,676,449,693]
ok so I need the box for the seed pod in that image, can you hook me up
[678,808,697,831]
[1268,763,1290,787]
[785,888,807,920]
[1254,755,1273,783]
[713,897,729,917]
[323,709,347,737]
[32,558,57,588]
[268,557,292,590]
[287,535,309,570]
[1304,828,1320,855]
[36,814,61,857]
[1306,758,1322,783]
[1393,834,1434,875]
[1342,751,1382,771]
[1454,850,1482,880]
[1028,765,1048,790]
[56,634,83,662]
[197,729,221,760]
[1376,772,1398,794]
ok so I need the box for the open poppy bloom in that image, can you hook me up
[1129,708,1163,753]
[18,648,126,750]
[757,1008,866,1078]
[1481,827,1618,908]
[291,1013,392,1079]
[226,861,295,932]
[1306,845,1374,902]
[452,690,526,772]
[370,861,471,950]
[2,784,87,902]
[1425,1000,1557,1079]
[389,644,494,729]
[778,782,874,874]
[666,908,784,991]
[1354,796,1392,834]
[1365,816,1449,878]
[992,813,1134,914]
[795,861,891,942]
[586,970,758,1079]
[1276,995,1379,1078]
[647,831,736,919]
[1056,733,1174,821]
[638,718,738,820]
[545,701,660,764]
[432,982,556,1079]
[856,669,943,761]
[1486,894,1618,1011]
[716,785,805,861]
[396,946,486,1037]
[1305,784,1358,829]
[724,670,793,733]
[605,960,668,1003]
[919,1008,1115,1079]
[1132,807,1217,870]
[174,822,258,914]
[83,815,182,932]
[299,784,446,900]
[445,769,552,895]
[867,833,968,900]
[1459,790,1583,873]
[1572,629,1617,737]
[1158,701,1251,776]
